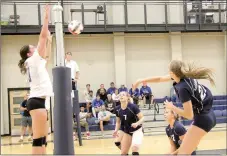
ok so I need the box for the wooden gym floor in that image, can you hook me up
[1,131,226,154]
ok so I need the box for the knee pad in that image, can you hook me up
[32,137,43,147]
[132,144,140,151]
[132,152,139,155]
[115,142,121,147]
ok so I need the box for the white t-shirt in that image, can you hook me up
[112,93,120,101]
[25,50,53,98]
[98,110,112,120]
[84,90,89,100]
[65,60,80,79]
[85,95,95,103]
[79,112,87,122]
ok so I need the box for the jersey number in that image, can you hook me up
[123,115,127,120]
[171,135,175,142]
[27,67,32,82]
[198,85,206,101]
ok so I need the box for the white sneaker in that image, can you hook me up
[28,136,32,141]
[18,138,23,142]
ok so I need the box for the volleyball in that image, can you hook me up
[68,20,83,35]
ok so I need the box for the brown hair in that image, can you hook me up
[171,110,179,120]
[169,60,215,86]
[18,45,29,74]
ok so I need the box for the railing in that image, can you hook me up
[1,1,227,31]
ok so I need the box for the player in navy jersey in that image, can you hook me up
[133,60,216,155]
[18,5,52,155]
[113,91,144,155]
[164,108,196,155]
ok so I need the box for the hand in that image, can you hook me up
[44,4,50,16]
[113,130,118,138]
[131,122,139,128]
[164,100,174,110]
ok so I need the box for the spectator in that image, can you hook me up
[96,84,106,96]
[19,94,32,142]
[74,106,90,140]
[118,84,128,93]
[112,89,120,106]
[84,84,91,101]
[105,94,115,113]
[65,52,80,90]
[98,105,112,137]
[85,90,95,113]
[140,82,153,106]
[100,88,107,102]
[129,84,140,105]
[107,82,116,95]
[92,94,104,118]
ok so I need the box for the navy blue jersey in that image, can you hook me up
[173,78,213,114]
[140,86,152,96]
[166,120,186,148]
[115,103,142,134]
[129,88,140,97]
[107,87,116,95]
[21,100,30,117]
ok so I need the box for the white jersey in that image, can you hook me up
[65,60,80,79]
[25,50,53,98]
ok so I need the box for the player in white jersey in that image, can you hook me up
[18,5,52,155]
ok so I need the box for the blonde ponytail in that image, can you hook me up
[170,60,215,86]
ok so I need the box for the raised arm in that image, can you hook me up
[45,31,53,67]
[133,75,172,90]
[37,5,50,58]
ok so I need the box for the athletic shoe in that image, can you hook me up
[86,132,90,139]
[18,138,23,142]
[28,136,32,141]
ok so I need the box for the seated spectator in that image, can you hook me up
[112,89,120,106]
[73,106,91,140]
[129,84,140,105]
[118,84,128,93]
[107,82,117,95]
[100,88,107,102]
[96,84,106,96]
[84,84,91,101]
[92,94,104,118]
[105,94,115,113]
[140,82,153,105]
[85,90,95,113]
[98,105,112,137]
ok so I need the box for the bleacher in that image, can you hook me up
[75,95,227,139]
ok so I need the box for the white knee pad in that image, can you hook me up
[131,127,144,150]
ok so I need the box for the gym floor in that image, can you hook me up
[1,131,226,155]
